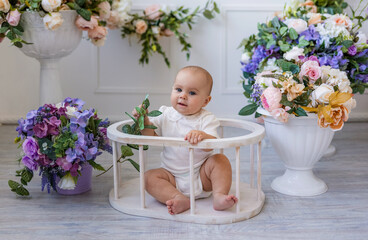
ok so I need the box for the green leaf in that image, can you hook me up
[8,180,29,196]
[126,158,140,172]
[271,17,280,28]
[294,107,308,117]
[238,103,258,116]
[21,169,33,183]
[127,144,149,151]
[341,40,353,49]
[203,10,214,19]
[289,28,298,40]
[87,161,105,171]
[147,110,162,117]
[75,0,85,7]
[280,43,290,52]
[138,115,145,130]
[142,95,150,109]
[122,124,133,134]
[0,27,9,34]
[121,145,134,158]
[125,112,138,123]
[280,94,293,107]
[279,26,288,36]
[144,125,157,129]
[77,8,91,21]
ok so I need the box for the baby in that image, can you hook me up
[133,66,238,215]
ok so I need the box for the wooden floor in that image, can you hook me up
[0,121,367,240]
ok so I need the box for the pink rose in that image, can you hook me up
[107,10,120,29]
[161,28,174,37]
[135,20,147,34]
[88,26,107,40]
[6,9,21,26]
[144,4,162,20]
[271,108,289,123]
[260,86,282,112]
[98,1,111,21]
[75,15,98,31]
[299,60,321,83]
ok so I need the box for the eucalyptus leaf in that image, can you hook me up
[289,28,298,40]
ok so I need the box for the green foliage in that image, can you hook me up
[8,168,33,196]
[238,103,258,116]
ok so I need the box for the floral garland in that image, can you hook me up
[0,0,219,67]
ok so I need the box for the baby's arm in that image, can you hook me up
[185,130,216,151]
[132,105,157,136]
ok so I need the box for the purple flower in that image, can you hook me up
[348,45,357,56]
[66,148,77,163]
[359,64,367,71]
[300,25,320,41]
[45,116,61,136]
[22,155,38,171]
[33,122,48,138]
[69,163,80,177]
[56,157,72,171]
[38,154,52,166]
[16,118,26,138]
[22,137,39,160]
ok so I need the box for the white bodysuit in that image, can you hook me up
[149,106,220,198]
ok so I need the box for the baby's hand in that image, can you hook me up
[132,104,144,119]
[185,130,206,145]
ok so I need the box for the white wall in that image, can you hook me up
[0,0,367,123]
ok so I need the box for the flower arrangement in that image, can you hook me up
[119,0,219,67]
[238,0,368,130]
[0,0,116,47]
[8,97,112,196]
[0,0,219,66]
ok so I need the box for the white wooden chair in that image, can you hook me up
[107,118,265,224]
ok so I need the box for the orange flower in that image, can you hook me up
[300,0,317,13]
[317,105,349,131]
[308,13,322,25]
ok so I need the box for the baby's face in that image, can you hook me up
[171,69,211,116]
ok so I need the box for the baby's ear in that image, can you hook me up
[203,96,212,107]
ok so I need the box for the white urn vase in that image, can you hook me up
[263,114,334,196]
[19,10,82,105]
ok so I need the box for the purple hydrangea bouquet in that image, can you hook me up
[8,98,112,196]
[238,0,368,127]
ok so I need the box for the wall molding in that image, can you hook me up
[220,4,284,95]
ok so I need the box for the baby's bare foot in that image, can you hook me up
[166,194,190,215]
[213,194,238,211]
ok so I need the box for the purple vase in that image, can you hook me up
[56,164,93,195]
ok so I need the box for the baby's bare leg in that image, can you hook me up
[200,154,238,211]
[145,168,190,215]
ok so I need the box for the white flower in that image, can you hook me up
[112,0,132,26]
[41,0,62,13]
[58,173,76,190]
[355,31,367,49]
[283,46,305,61]
[343,98,356,113]
[254,70,279,89]
[43,12,64,30]
[160,4,171,14]
[241,52,251,64]
[284,0,303,15]
[263,58,282,72]
[152,26,160,35]
[311,83,334,104]
[91,37,106,47]
[66,106,78,117]
[325,68,352,93]
[285,18,308,34]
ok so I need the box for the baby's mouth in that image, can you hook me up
[178,102,187,107]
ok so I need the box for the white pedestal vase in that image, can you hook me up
[263,114,334,196]
[18,10,82,105]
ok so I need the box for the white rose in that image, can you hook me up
[0,0,10,12]
[286,18,308,34]
[41,0,62,13]
[58,173,76,190]
[43,12,64,30]
[152,26,160,35]
[283,46,305,61]
[66,106,78,117]
[355,31,367,48]
[91,37,106,47]
[241,52,251,64]
[343,98,356,113]
[311,83,334,104]
[320,65,331,83]
[263,57,282,72]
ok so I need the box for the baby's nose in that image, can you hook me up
[179,92,187,99]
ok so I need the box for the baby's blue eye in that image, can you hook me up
[176,88,182,92]
[189,91,196,95]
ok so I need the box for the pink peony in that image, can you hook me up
[135,20,148,34]
[98,1,111,21]
[260,86,282,112]
[144,4,162,20]
[271,108,289,123]
[6,9,21,26]
[299,60,321,83]
[75,15,98,31]
[88,26,107,40]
